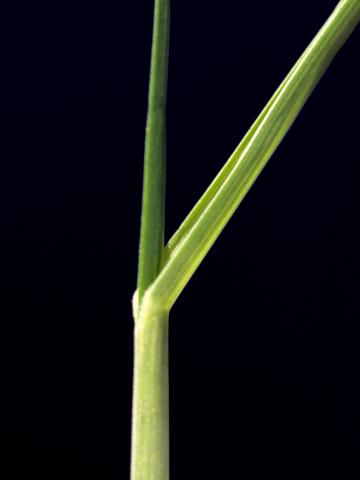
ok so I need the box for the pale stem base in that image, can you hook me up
[130,307,169,480]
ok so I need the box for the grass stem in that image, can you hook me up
[131,294,169,480]
[132,1,359,479]
[132,1,170,479]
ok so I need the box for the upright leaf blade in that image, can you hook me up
[137,0,170,305]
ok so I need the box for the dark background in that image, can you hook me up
[1,1,359,478]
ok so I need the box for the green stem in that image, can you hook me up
[131,294,170,480]
[132,1,170,478]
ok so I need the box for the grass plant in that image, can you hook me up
[131,1,360,479]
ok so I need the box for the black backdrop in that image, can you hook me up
[1,1,360,478]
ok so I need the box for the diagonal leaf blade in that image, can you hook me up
[148,0,360,311]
